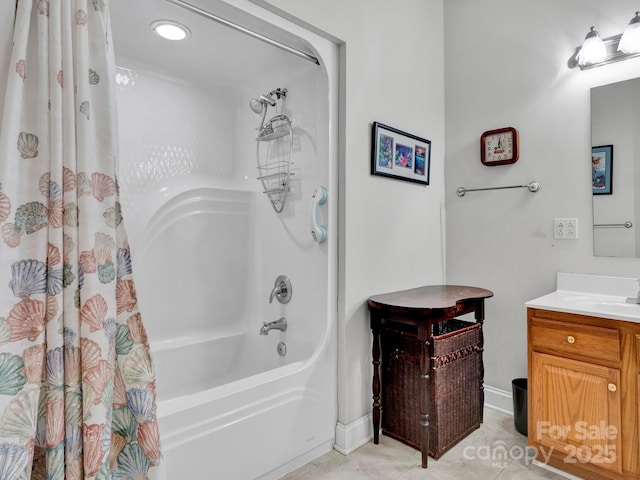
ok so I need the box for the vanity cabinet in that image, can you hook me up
[528,308,640,480]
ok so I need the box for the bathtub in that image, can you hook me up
[129,184,335,477]
[151,331,314,399]
[152,328,336,479]
[125,182,336,479]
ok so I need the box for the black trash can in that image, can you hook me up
[512,378,527,436]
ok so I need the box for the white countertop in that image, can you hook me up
[525,273,640,323]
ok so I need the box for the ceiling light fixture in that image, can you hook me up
[151,20,191,41]
[569,12,640,69]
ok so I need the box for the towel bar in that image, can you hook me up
[456,181,540,197]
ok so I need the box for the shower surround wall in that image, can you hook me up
[111,1,338,477]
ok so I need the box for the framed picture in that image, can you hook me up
[371,122,431,185]
[592,145,613,195]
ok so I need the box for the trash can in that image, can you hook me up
[512,378,527,436]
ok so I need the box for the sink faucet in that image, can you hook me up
[260,317,287,335]
[626,279,640,304]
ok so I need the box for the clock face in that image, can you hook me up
[481,127,519,165]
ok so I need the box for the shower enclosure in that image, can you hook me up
[110,0,338,478]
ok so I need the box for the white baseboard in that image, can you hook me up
[484,384,514,415]
[334,413,373,455]
[532,460,584,480]
[333,384,516,456]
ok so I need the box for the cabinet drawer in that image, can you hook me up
[530,317,620,363]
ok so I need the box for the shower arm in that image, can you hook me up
[257,107,268,132]
[164,0,320,65]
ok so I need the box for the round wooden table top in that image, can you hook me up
[368,285,493,312]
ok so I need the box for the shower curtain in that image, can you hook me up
[0,1,163,479]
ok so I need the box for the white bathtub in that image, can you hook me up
[129,183,336,477]
[152,326,335,479]
[151,331,314,401]
[120,176,336,477]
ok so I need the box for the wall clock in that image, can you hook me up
[481,127,519,166]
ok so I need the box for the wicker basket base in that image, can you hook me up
[381,320,483,458]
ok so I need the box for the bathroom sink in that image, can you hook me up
[527,284,640,323]
[550,292,640,319]
[526,274,640,323]
[573,299,640,316]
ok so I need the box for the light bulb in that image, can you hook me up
[151,20,191,41]
[577,27,607,65]
[618,12,640,54]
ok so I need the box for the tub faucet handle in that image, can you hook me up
[269,284,283,303]
[269,275,292,304]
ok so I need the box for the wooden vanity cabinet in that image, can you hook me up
[528,308,640,480]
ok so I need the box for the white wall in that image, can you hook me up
[445,0,640,394]
[253,0,447,427]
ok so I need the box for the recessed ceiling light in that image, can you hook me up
[151,20,191,41]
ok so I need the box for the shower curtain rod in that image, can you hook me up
[164,0,321,65]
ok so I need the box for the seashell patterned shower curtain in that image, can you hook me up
[0,1,163,479]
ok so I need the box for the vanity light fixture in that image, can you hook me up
[576,27,607,66]
[569,12,640,69]
[151,20,191,41]
[618,11,640,53]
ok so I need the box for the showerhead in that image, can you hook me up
[249,98,265,114]
[249,93,278,115]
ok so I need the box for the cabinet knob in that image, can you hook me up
[608,383,617,392]
[566,335,576,344]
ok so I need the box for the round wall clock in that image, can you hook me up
[481,127,519,166]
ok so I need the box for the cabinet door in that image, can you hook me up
[531,352,622,474]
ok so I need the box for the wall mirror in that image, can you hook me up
[591,77,640,257]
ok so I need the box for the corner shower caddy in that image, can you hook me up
[254,89,293,213]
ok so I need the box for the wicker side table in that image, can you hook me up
[368,285,493,469]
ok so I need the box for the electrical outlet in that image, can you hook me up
[565,218,578,239]
[553,219,564,239]
[554,218,578,239]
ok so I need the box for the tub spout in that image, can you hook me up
[260,317,287,335]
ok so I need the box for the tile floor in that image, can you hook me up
[282,408,569,479]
